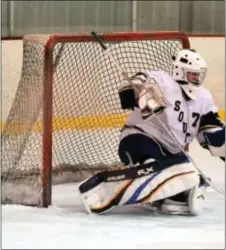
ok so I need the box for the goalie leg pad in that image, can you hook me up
[78,155,199,214]
[187,177,209,215]
[144,176,209,216]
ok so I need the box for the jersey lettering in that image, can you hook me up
[174,101,181,111]
[178,111,184,122]
[174,101,187,142]
[183,122,187,133]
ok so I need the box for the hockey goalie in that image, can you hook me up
[78,49,225,216]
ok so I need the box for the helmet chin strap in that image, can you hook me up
[181,88,192,101]
[176,80,192,101]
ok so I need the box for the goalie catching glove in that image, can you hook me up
[118,72,169,116]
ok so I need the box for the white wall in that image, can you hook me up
[2,37,225,121]
[190,37,225,109]
[2,40,23,121]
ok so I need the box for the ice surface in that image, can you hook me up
[2,140,225,249]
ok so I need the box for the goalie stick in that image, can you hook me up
[90,31,225,196]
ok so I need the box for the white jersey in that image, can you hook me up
[120,70,218,154]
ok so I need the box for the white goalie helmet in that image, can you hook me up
[172,49,208,99]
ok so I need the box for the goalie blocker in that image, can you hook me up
[78,154,206,215]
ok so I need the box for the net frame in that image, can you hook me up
[2,32,190,207]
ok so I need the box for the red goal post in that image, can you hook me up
[2,31,190,207]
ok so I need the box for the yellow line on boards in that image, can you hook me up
[1,113,129,135]
[218,110,225,121]
[1,111,225,136]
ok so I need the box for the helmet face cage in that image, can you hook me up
[187,72,200,85]
[185,68,207,86]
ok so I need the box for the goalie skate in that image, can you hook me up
[142,199,191,215]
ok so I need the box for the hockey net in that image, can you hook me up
[1,32,190,207]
